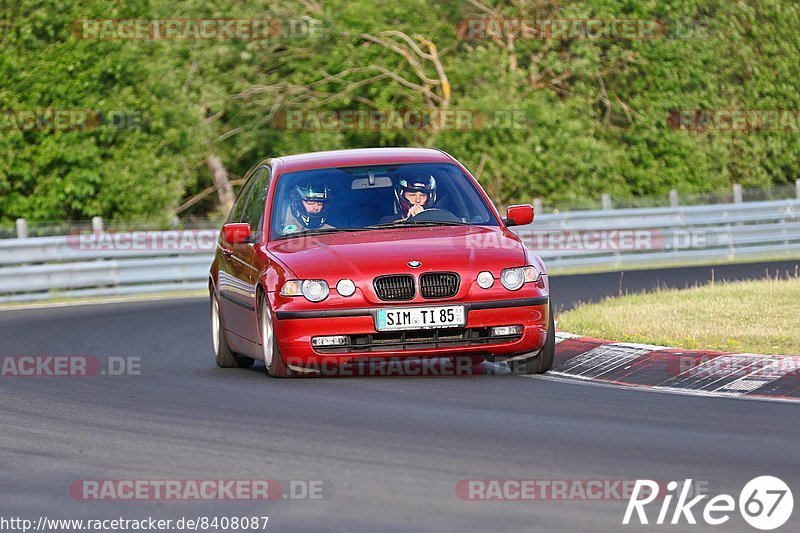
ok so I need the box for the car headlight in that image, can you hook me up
[477,271,494,289]
[281,279,330,302]
[336,279,356,297]
[522,265,541,283]
[500,266,540,291]
[281,280,303,297]
[301,280,329,302]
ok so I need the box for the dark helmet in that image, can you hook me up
[291,180,332,229]
[394,176,437,215]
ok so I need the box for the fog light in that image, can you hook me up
[477,271,494,289]
[311,336,347,347]
[491,325,523,336]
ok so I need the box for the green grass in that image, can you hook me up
[558,277,800,355]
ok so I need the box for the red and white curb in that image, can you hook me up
[547,332,800,402]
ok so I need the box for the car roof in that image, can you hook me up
[274,147,453,173]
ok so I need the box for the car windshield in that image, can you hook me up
[269,162,499,239]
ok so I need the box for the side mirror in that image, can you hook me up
[504,204,534,227]
[223,223,252,245]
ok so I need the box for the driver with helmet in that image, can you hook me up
[282,179,333,235]
[392,176,437,221]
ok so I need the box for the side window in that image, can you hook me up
[228,172,258,224]
[241,166,272,241]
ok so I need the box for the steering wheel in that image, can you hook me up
[405,208,461,223]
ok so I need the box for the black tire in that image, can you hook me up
[508,301,556,375]
[211,293,255,369]
[259,295,288,377]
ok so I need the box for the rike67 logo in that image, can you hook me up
[624,477,793,530]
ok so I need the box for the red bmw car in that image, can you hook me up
[209,147,554,377]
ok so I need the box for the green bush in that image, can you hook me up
[1,0,798,221]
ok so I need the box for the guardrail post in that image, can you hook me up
[733,184,743,203]
[796,178,800,199]
[533,198,543,215]
[15,218,28,239]
[669,189,679,207]
[91,216,104,232]
[601,193,612,210]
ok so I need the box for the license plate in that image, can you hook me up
[376,306,466,331]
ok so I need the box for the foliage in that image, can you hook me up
[1,0,799,221]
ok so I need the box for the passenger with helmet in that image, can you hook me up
[281,179,333,235]
[392,176,437,221]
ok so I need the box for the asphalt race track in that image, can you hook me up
[1,260,799,532]
[550,259,800,311]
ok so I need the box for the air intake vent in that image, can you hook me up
[374,274,415,301]
[420,272,459,299]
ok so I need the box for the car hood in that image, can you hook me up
[267,225,527,280]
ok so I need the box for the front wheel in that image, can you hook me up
[211,293,255,368]
[508,302,556,375]
[260,296,288,377]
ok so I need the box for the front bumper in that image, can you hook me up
[272,296,549,367]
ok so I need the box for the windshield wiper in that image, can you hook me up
[406,220,469,226]
[366,220,469,228]
[276,221,471,240]
[365,221,406,228]
[274,227,374,240]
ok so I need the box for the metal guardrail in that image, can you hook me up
[516,198,800,269]
[0,230,217,302]
[1,199,799,303]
